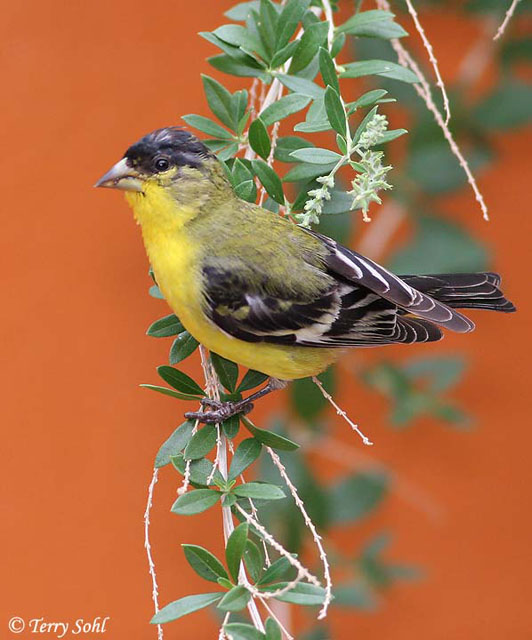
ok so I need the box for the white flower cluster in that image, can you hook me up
[349,113,392,222]
[296,174,334,228]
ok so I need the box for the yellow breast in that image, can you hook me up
[125,186,339,380]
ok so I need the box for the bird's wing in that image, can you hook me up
[201,255,443,349]
[306,229,475,333]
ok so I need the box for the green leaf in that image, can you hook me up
[237,369,269,392]
[331,30,346,56]
[183,424,217,461]
[260,93,311,126]
[157,366,205,396]
[404,356,466,393]
[171,489,221,515]
[265,618,282,640]
[182,544,229,583]
[233,482,285,500]
[319,47,339,93]
[244,539,264,583]
[271,40,300,69]
[169,332,199,365]
[155,420,195,468]
[341,60,419,83]
[474,81,532,130]
[257,556,294,585]
[208,53,269,79]
[151,592,222,624]
[291,369,334,422]
[289,147,343,164]
[289,21,329,73]
[377,128,407,144]
[147,314,184,338]
[347,89,389,112]
[201,31,264,69]
[229,438,262,481]
[283,161,337,183]
[202,75,237,130]
[248,118,271,160]
[321,191,355,215]
[226,522,249,582]
[213,24,268,60]
[235,179,257,202]
[251,159,285,204]
[225,622,265,640]
[171,454,223,487]
[388,216,488,273]
[218,585,251,612]
[223,415,241,439]
[225,2,260,21]
[140,384,201,402]
[210,352,239,392]
[242,418,300,451]
[149,284,164,299]
[329,472,388,524]
[276,0,311,49]
[182,114,233,139]
[277,74,324,99]
[264,582,326,606]
[324,86,346,136]
[336,9,408,39]
[351,105,379,145]
[256,0,279,62]
[333,581,376,609]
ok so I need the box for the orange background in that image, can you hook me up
[1,1,530,639]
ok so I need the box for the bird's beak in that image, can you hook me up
[94,158,144,192]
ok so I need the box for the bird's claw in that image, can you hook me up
[185,400,254,424]
[200,397,223,409]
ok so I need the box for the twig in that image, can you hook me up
[199,346,266,633]
[249,570,304,600]
[403,0,451,125]
[235,503,322,588]
[144,468,163,640]
[219,612,230,640]
[257,598,294,640]
[312,376,373,446]
[376,0,489,221]
[322,0,336,52]
[493,0,521,41]
[266,447,332,619]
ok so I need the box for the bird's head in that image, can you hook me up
[95,127,216,193]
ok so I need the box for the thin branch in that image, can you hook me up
[144,468,164,640]
[312,376,373,446]
[403,0,451,124]
[257,598,294,640]
[235,503,322,589]
[266,446,332,619]
[493,0,521,41]
[219,612,230,640]
[376,0,489,221]
[249,570,304,600]
[199,346,266,633]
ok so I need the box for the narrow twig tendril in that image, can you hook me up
[144,468,163,640]
[312,376,373,446]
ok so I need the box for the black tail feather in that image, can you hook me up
[401,272,516,313]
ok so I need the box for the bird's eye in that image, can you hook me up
[154,156,170,172]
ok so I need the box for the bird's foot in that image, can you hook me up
[185,399,254,424]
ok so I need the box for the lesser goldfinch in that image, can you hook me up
[95,127,515,422]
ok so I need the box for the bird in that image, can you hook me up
[95,127,515,423]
